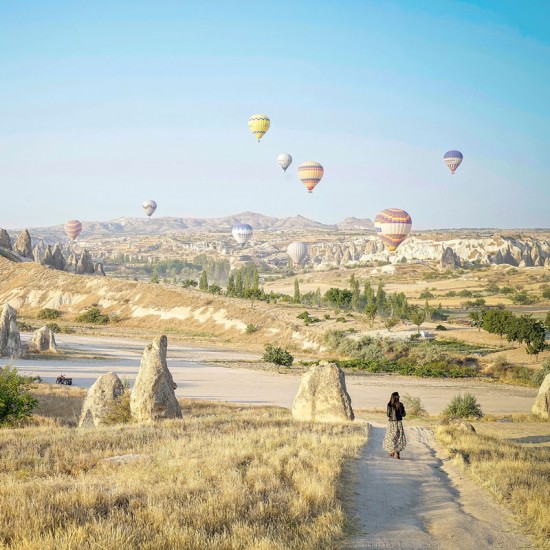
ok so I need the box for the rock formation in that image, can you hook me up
[441,247,460,270]
[41,245,54,268]
[28,326,58,353]
[0,229,12,250]
[449,419,476,433]
[0,304,22,358]
[94,263,106,276]
[66,252,77,273]
[78,372,125,428]
[33,245,43,263]
[14,230,33,259]
[130,335,182,422]
[52,243,66,271]
[292,362,354,422]
[531,373,550,420]
[75,250,95,275]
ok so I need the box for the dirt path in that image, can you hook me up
[341,423,533,549]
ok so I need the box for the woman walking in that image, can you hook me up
[383,391,406,459]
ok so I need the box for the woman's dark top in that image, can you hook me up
[387,403,406,421]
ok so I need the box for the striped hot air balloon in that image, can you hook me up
[298,161,324,193]
[444,150,463,174]
[287,242,309,265]
[248,114,270,142]
[232,223,253,246]
[142,200,157,217]
[64,219,82,241]
[277,153,292,172]
[374,209,412,252]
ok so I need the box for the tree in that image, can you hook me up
[384,317,399,332]
[375,281,386,309]
[363,281,375,306]
[350,275,361,311]
[324,288,353,309]
[365,303,378,327]
[262,345,293,368]
[469,311,482,331]
[409,307,426,334]
[150,273,159,284]
[226,273,235,296]
[244,288,262,309]
[546,311,550,331]
[235,271,244,296]
[293,278,301,304]
[543,287,550,300]
[198,271,208,291]
[0,366,38,425]
[315,287,322,308]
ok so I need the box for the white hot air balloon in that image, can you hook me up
[232,223,253,246]
[142,200,157,217]
[277,153,292,172]
[287,242,308,265]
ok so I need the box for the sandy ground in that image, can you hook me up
[341,422,534,549]
[4,334,538,414]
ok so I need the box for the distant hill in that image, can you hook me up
[336,217,375,231]
[18,211,349,240]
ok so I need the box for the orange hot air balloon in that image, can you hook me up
[374,208,412,252]
[298,161,324,193]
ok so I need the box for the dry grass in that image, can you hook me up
[437,425,550,548]
[0,389,366,549]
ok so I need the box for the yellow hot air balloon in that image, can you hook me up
[298,161,324,193]
[248,114,270,142]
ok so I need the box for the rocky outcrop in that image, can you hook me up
[94,263,106,276]
[531,373,550,420]
[130,336,182,422]
[14,230,33,259]
[449,419,476,433]
[66,253,77,273]
[441,247,461,270]
[0,229,12,250]
[0,304,22,358]
[33,245,43,263]
[292,362,354,422]
[78,372,125,428]
[75,250,95,275]
[52,243,66,271]
[41,245,55,268]
[28,326,58,353]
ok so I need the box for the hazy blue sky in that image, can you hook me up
[1,1,549,229]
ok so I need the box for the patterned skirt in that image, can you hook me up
[382,420,406,454]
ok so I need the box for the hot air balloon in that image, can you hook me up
[298,161,324,193]
[287,242,309,265]
[277,153,292,172]
[374,209,412,252]
[444,150,463,174]
[248,114,270,142]
[64,219,82,241]
[232,224,253,246]
[142,200,157,217]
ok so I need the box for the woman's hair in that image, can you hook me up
[388,391,400,410]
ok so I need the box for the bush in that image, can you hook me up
[324,314,331,320]
[0,366,38,425]
[401,394,427,417]
[37,308,61,320]
[182,279,198,288]
[335,317,346,323]
[245,323,259,334]
[46,323,61,333]
[443,393,483,419]
[435,324,447,331]
[409,333,420,341]
[102,391,132,425]
[76,307,110,325]
[262,345,293,367]
[16,320,34,332]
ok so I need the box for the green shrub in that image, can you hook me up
[435,324,447,331]
[76,307,110,325]
[335,317,346,323]
[401,394,427,417]
[245,323,259,334]
[16,320,34,332]
[443,393,483,419]
[37,308,61,320]
[0,366,38,425]
[45,323,61,333]
[262,345,293,367]
[102,391,132,425]
[324,314,331,320]
[409,333,420,341]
